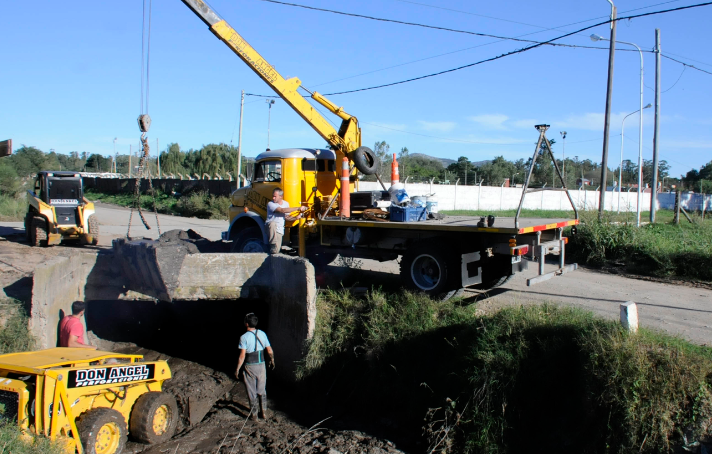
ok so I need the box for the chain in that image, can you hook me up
[126,132,161,238]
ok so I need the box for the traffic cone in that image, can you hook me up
[340,157,350,218]
[391,153,399,186]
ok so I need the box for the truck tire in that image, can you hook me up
[88,214,100,245]
[31,217,48,247]
[231,226,267,253]
[479,274,512,290]
[400,243,457,299]
[308,251,338,268]
[77,407,128,454]
[349,146,379,175]
[129,392,179,444]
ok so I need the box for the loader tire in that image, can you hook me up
[31,217,48,247]
[88,214,100,245]
[129,392,178,444]
[349,146,379,175]
[77,407,127,454]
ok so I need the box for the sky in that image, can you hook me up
[3,0,711,178]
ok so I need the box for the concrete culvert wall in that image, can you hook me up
[30,233,317,380]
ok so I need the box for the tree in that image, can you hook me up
[0,159,20,195]
[9,146,50,177]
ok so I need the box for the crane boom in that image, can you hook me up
[181,0,361,159]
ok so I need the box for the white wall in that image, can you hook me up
[356,181,710,212]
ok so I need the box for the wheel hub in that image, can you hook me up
[410,254,442,291]
[95,422,121,454]
[153,404,170,435]
[242,239,264,253]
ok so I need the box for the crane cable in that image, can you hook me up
[128,0,161,239]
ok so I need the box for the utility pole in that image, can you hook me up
[651,29,662,222]
[599,1,617,220]
[266,99,275,149]
[157,138,160,178]
[237,90,245,187]
[129,145,132,178]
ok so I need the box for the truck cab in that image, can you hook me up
[225,148,345,252]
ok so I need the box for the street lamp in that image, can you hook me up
[266,99,275,149]
[113,137,117,173]
[560,131,567,185]
[618,104,652,213]
[592,33,645,226]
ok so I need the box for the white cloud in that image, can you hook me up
[417,121,457,132]
[364,122,408,132]
[557,111,654,131]
[510,119,543,129]
[468,114,509,130]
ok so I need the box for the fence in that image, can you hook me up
[83,177,236,197]
[84,177,710,213]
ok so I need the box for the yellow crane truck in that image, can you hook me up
[182,0,579,298]
[0,348,177,454]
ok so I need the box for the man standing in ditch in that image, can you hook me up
[266,187,306,254]
[235,312,275,420]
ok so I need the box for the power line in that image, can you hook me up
[662,55,712,76]
[662,66,687,93]
[665,50,712,67]
[362,121,526,145]
[321,2,712,96]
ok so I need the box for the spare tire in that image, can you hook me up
[349,146,379,175]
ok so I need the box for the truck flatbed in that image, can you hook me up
[318,216,578,235]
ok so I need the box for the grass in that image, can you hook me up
[299,289,712,453]
[0,298,35,354]
[568,210,712,282]
[85,189,231,220]
[0,422,67,454]
[0,193,26,222]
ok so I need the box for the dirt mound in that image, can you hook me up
[157,229,227,253]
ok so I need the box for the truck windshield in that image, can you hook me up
[254,160,281,182]
[48,178,82,203]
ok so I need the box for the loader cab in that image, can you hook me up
[35,171,83,206]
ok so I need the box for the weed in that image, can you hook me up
[0,422,66,454]
[0,193,26,222]
[0,298,36,354]
[299,291,712,453]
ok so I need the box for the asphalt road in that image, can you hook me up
[2,203,711,345]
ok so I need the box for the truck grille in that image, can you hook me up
[0,390,19,421]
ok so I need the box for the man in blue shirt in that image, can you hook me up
[266,188,306,254]
[236,313,275,420]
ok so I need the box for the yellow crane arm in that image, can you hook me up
[181,0,361,158]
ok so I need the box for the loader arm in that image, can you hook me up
[181,0,361,160]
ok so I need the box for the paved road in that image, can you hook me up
[2,204,711,345]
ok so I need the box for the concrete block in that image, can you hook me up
[620,301,639,333]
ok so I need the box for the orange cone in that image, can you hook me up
[391,153,399,186]
[340,157,350,218]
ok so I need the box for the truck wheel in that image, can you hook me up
[308,251,338,267]
[231,226,266,253]
[349,146,379,175]
[129,392,178,444]
[88,215,100,245]
[32,217,48,247]
[77,407,127,454]
[400,244,456,298]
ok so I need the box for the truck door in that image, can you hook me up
[245,159,282,217]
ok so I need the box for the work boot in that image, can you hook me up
[248,400,258,421]
[258,395,271,420]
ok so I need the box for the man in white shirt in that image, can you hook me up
[266,188,306,254]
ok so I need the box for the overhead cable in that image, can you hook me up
[321,2,712,96]
[662,55,712,76]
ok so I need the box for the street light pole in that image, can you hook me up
[618,105,651,213]
[266,99,275,149]
[560,131,567,185]
[113,138,117,173]
[237,90,245,187]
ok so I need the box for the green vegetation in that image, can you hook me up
[0,298,36,355]
[86,189,231,220]
[0,193,25,222]
[0,422,67,454]
[569,210,712,282]
[300,290,712,453]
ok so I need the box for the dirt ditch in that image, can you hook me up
[92,337,406,454]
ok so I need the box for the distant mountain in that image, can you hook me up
[410,153,490,168]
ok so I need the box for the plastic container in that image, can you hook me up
[390,205,427,222]
[411,196,426,208]
[426,194,438,214]
[388,183,410,206]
